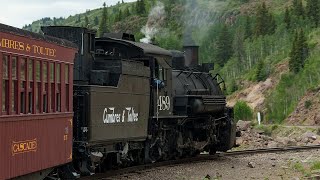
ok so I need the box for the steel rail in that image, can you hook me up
[80,145,320,179]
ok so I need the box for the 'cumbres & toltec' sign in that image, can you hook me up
[103,107,139,124]
[0,38,56,57]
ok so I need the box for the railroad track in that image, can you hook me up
[81,145,320,179]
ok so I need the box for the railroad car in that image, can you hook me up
[0,23,77,179]
[42,26,236,178]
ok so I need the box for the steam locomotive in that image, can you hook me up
[41,26,236,178]
[0,23,235,179]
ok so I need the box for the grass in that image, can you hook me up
[255,124,279,136]
[311,161,320,170]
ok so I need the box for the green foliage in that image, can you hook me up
[266,35,320,124]
[215,25,233,67]
[254,2,276,36]
[306,0,320,27]
[293,161,306,173]
[84,15,89,28]
[255,60,268,82]
[293,0,305,18]
[244,16,252,39]
[228,79,238,94]
[234,101,253,121]
[284,8,291,29]
[98,2,109,37]
[311,161,320,170]
[136,0,146,15]
[256,125,279,136]
[289,29,309,73]
[304,100,312,109]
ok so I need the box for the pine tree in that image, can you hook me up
[284,8,291,29]
[115,9,123,22]
[255,60,265,82]
[84,15,89,28]
[306,0,320,27]
[255,3,276,36]
[293,0,304,17]
[124,7,130,18]
[140,0,146,14]
[289,31,300,73]
[298,29,309,68]
[98,2,109,37]
[94,16,99,26]
[215,25,233,67]
[244,16,252,39]
[267,14,276,34]
[289,29,309,73]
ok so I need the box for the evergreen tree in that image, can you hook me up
[284,7,291,29]
[140,0,146,14]
[84,15,89,28]
[124,7,131,18]
[94,16,99,26]
[254,3,276,36]
[244,16,252,39]
[115,9,123,22]
[293,0,304,17]
[136,0,146,14]
[98,2,109,37]
[289,29,309,73]
[306,0,320,27]
[53,17,57,26]
[289,31,300,73]
[76,15,81,23]
[298,29,309,67]
[255,60,266,82]
[267,14,276,34]
[215,25,233,67]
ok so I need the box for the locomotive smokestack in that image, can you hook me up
[183,33,199,67]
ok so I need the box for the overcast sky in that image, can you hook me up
[0,0,136,28]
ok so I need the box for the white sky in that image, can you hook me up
[0,0,136,28]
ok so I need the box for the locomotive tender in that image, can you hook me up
[0,23,235,179]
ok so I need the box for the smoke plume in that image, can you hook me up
[140,2,166,44]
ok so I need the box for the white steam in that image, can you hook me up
[140,2,166,44]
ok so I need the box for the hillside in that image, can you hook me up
[23,0,320,125]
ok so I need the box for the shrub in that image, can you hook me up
[304,100,312,109]
[311,161,320,170]
[234,101,253,122]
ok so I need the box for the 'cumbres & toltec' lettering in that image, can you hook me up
[0,38,56,57]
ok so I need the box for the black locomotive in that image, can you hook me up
[41,26,236,177]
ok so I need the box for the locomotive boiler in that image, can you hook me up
[41,26,236,178]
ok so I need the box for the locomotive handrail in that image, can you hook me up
[212,73,226,92]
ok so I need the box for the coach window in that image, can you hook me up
[56,63,61,112]
[50,62,54,112]
[65,64,69,112]
[28,59,33,113]
[2,55,8,114]
[36,61,41,113]
[43,61,48,113]
[12,57,17,113]
[20,58,26,114]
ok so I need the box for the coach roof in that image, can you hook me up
[0,23,78,49]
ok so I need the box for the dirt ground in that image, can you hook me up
[109,149,320,180]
